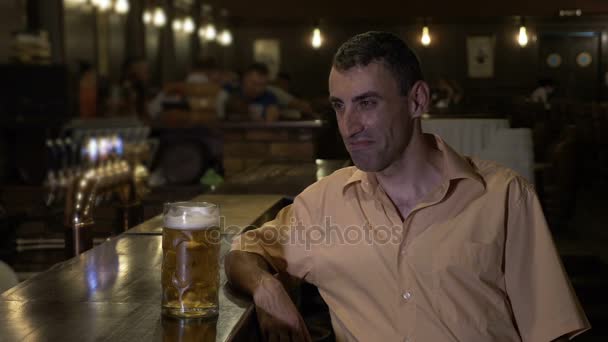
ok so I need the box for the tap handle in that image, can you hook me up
[64,138,74,169]
[46,139,58,173]
[55,139,67,171]
[72,138,82,168]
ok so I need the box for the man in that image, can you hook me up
[531,79,556,110]
[225,31,589,341]
[186,57,222,85]
[269,71,313,115]
[220,63,280,121]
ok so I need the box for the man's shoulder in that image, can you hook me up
[298,166,357,199]
[469,157,535,196]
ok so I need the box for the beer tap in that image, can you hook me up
[62,127,152,256]
[64,157,132,257]
[44,139,58,207]
[56,138,70,202]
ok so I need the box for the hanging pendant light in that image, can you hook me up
[183,17,195,34]
[153,7,166,27]
[311,26,323,49]
[114,0,129,14]
[517,17,529,47]
[421,26,431,46]
[143,10,152,24]
[204,23,217,40]
[172,19,183,32]
[218,29,233,46]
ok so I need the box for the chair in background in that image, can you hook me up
[537,125,578,230]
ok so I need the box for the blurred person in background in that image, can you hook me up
[268,71,314,119]
[221,63,280,121]
[77,61,97,119]
[186,57,223,85]
[531,78,556,110]
[148,57,223,118]
[120,57,151,119]
[432,76,462,110]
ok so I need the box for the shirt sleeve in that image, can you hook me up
[505,178,590,341]
[230,195,316,284]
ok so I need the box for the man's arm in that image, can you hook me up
[504,178,590,341]
[225,250,311,342]
[225,250,274,295]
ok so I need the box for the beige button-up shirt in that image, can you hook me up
[232,135,590,341]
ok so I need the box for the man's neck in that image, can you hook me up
[375,131,444,220]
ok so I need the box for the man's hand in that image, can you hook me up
[225,250,312,341]
[253,275,312,342]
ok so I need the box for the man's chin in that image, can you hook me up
[349,154,386,173]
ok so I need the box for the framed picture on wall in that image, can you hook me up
[253,39,280,80]
[466,36,495,78]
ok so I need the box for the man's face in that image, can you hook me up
[329,62,416,172]
[242,71,268,99]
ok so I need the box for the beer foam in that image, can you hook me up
[163,203,219,230]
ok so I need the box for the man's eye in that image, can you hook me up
[360,100,377,109]
[332,102,344,112]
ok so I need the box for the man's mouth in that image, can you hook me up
[348,140,374,151]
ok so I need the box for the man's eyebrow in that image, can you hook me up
[328,96,342,103]
[352,91,381,102]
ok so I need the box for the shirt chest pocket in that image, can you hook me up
[432,241,501,280]
[431,242,506,330]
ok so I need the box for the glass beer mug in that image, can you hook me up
[162,202,221,318]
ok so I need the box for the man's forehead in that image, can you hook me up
[329,63,392,96]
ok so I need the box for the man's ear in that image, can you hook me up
[408,81,430,119]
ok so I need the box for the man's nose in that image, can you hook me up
[343,107,364,137]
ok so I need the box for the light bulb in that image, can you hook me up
[518,26,528,47]
[153,7,166,27]
[95,0,111,11]
[312,28,322,49]
[114,0,129,14]
[65,0,87,6]
[205,24,217,40]
[143,10,152,24]
[218,29,233,46]
[183,17,195,33]
[172,19,183,32]
[421,26,431,46]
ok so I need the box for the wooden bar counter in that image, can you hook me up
[0,194,286,341]
[0,160,347,341]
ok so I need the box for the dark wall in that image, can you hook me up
[0,1,26,63]
[64,8,96,72]
[218,17,607,102]
[31,3,608,103]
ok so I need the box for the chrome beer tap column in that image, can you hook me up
[64,147,131,256]
[63,134,150,257]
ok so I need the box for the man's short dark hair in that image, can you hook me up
[244,62,270,77]
[333,31,423,95]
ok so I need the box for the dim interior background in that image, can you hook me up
[0,0,607,341]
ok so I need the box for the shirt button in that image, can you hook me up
[402,291,412,301]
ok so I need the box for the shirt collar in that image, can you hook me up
[343,134,485,194]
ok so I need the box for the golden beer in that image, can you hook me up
[162,202,220,318]
[161,316,217,341]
